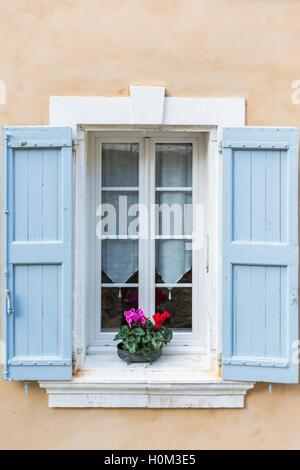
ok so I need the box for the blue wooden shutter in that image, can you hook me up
[2,127,73,381]
[222,127,298,383]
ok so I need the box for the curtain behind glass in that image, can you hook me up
[101,143,139,284]
[155,143,193,285]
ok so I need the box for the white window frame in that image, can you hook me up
[49,87,246,371]
[87,132,207,350]
[78,126,224,367]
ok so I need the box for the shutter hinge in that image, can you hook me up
[217,353,222,367]
[217,353,222,378]
[72,352,77,374]
[218,141,223,151]
[72,139,78,151]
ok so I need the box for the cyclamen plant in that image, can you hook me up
[114,308,173,360]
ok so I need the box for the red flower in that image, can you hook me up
[153,311,170,328]
[153,312,161,328]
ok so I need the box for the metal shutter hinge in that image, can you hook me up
[217,353,222,367]
[72,139,78,151]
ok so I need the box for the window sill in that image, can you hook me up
[39,351,255,408]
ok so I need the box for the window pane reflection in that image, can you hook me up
[155,287,192,331]
[102,287,139,331]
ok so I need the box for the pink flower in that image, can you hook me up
[124,308,136,328]
[124,308,148,328]
[134,309,148,326]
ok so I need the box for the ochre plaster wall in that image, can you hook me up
[1,0,300,450]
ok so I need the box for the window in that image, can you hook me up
[88,133,207,351]
[4,92,297,408]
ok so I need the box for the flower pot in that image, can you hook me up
[117,342,162,364]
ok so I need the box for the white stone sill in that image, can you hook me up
[39,351,255,408]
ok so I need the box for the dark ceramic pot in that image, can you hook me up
[117,342,162,364]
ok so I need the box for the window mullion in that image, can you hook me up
[138,138,150,316]
[148,138,156,319]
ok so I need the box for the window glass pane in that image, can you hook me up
[155,143,192,187]
[155,142,193,331]
[102,191,139,236]
[102,240,138,284]
[102,143,139,187]
[155,240,192,284]
[102,287,139,331]
[100,142,140,333]
[155,287,192,331]
[155,191,192,236]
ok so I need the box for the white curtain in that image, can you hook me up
[155,144,193,285]
[102,143,139,187]
[156,240,192,284]
[102,240,138,284]
[101,143,139,283]
[100,142,193,285]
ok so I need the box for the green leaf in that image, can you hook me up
[154,332,164,342]
[163,329,173,343]
[142,334,152,344]
[127,342,137,354]
[114,324,131,341]
[114,332,123,341]
[127,335,137,344]
[123,339,137,354]
[121,324,130,333]
[132,327,145,337]
[151,338,164,351]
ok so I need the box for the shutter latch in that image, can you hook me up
[205,235,209,273]
[290,291,297,305]
[6,289,14,315]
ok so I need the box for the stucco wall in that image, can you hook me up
[1,0,300,450]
